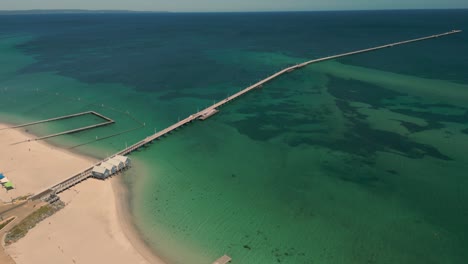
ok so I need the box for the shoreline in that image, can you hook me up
[0,114,112,162]
[112,175,168,264]
[0,122,97,203]
[0,121,166,264]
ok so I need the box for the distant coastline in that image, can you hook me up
[0,9,169,15]
[0,8,466,15]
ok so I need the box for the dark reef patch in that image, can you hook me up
[229,75,453,162]
[330,98,452,161]
[227,87,329,142]
[326,76,452,161]
[398,120,443,133]
[327,77,404,108]
[391,108,468,127]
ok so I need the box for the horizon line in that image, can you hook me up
[0,8,467,13]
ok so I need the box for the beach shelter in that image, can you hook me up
[101,161,117,175]
[4,182,14,190]
[0,177,8,184]
[92,166,110,180]
[114,155,131,167]
[108,158,124,171]
[0,173,4,179]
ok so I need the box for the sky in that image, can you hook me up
[0,0,467,12]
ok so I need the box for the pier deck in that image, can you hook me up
[213,255,232,264]
[199,109,219,120]
[31,30,461,198]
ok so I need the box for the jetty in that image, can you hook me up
[213,255,232,264]
[31,30,461,200]
[4,111,115,143]
[0,111,112,130]
[199,109,219,121]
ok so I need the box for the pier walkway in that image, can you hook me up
[32,30,461,198]
[213,255,232,264]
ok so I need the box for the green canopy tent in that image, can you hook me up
[4,181,14,190]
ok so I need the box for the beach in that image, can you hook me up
[0,123,95,203]
[0,123,165,264]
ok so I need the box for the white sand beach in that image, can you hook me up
[0,123,165,264]
[0,124,94,202]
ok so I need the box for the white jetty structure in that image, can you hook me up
[92,166,110,180]
[107,158,125,171]
[113,155,131,167]
[101,161,117,175]
[90,156,129,181]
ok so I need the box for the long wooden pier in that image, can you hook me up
[117,30,462,155]
[32,30,461,199]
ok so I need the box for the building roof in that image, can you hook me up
[1,178,9,183]
[114,155,130,162]
[92,166,109,174]
[101,162,116,171]
[108,159,123,167]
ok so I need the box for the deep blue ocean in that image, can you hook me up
[1,10,468,264]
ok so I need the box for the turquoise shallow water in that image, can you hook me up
[1,10,468,264]
[128,67,468,264]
